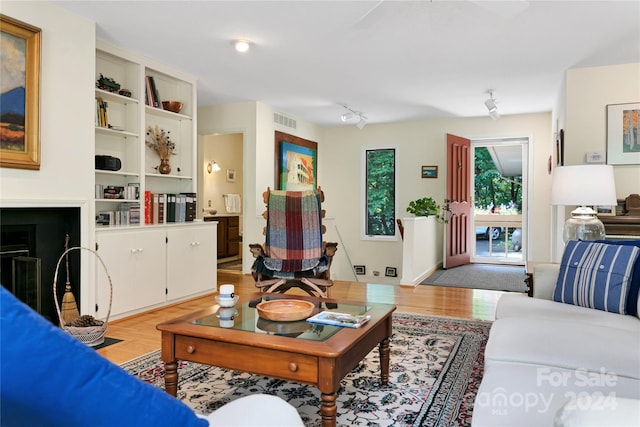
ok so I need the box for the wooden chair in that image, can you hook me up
[250,187,338,298]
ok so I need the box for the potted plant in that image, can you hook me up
[406,197,448,223]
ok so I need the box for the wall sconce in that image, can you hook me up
[207,160,221,174]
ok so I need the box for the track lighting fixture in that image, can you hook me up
[340,105,367,129]
[484,91,500,120]
[207,160,220,174]
[341,112,354,122]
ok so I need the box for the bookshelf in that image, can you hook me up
[93,41,217,319]
[94,41,197,228]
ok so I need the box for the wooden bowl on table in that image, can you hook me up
[256,299,316,322]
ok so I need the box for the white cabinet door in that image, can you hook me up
[166,224,216,300]
[96,229,166,318]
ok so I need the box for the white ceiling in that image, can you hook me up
[52,0,640,127]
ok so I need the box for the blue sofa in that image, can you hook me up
[0,286,303,426]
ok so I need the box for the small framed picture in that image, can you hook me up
[354,265,366,275]
[226,169,236,182]
[596,205,615,216]
[385,267,397,277]
[421,165,438,179]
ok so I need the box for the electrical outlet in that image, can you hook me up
[373,270,380,276]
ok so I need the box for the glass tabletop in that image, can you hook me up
[192,294,373,342]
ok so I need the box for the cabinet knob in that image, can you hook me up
[288,362,298,372]
[130,248,138,253]
[186,345,195,354]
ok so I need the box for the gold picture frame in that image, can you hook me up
[0,15,41,170]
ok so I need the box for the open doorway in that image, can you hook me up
[199,132,244,271]
[471,138,527,265]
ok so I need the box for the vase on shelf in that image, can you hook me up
[158,158,171,175]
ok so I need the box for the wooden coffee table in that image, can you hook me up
[156,293,396,427]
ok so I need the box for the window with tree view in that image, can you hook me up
[365,148,396,237]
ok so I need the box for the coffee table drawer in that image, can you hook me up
[175,336,319,383]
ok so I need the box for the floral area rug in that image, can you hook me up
[120,313,491,426]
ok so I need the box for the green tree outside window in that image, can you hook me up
[366,148,396,236]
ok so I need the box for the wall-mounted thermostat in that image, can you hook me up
[586,151,605,164]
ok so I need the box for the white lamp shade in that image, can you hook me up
[550,165,617,206]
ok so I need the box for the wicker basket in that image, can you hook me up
[53,247,113,347]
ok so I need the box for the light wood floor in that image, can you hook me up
[98,270,505,365]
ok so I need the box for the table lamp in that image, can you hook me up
[550,165,617,243]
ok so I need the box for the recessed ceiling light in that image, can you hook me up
[234,40,251,53]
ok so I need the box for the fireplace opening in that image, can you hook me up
[0,207,81,324]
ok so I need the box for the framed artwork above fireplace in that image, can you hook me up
[0,15,41,170]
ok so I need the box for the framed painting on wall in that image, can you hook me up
[274,131,317,190]
[607,102,640,165]
[421,165,438,178]
[0,15,41,170]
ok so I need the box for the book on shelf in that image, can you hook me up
[95,98,109,128]
[184,192,196,221]
[145,75,161,108]
[166,194,176,222]
[306,311,371,328]
[144,190,153,225]
[157,193,166,224]
[152,193,159,224]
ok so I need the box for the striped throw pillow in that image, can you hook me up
[553,240,640,314]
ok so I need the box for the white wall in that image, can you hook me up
[320,113,552,283]
[549,63,640,260]
[565,63,640,197]
[0,2,96,311]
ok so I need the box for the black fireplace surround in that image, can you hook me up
[0,207,81,324]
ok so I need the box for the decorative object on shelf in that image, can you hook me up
[406,197,449,223]
[96,73,120,92]
[550,164,617,243]
[146,125,176,174]
[607,103,640,165]
[0,15,41,170]
[158,158,171,175]
[421,165,438,178]
[161,101,183,113]
[118,88,132,98]
[53,246,113,347]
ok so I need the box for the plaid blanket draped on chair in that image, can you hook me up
[262,190,324,275]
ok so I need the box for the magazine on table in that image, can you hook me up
[306,311,371,328]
